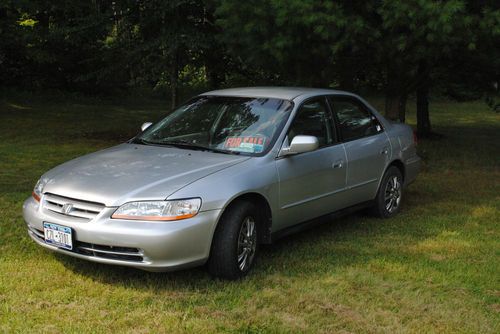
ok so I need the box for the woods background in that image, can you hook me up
[1,0,499,136]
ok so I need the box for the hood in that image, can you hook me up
[41,143,250,207]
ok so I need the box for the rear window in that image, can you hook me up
[328,98,382,141]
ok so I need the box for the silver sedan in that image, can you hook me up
[23,87,420,279]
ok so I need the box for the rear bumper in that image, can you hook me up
[23,196,221,272]
[404,155,421,186]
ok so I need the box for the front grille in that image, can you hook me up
[28,226,144,262]
[77,242,143,262]
[43,193,105,222]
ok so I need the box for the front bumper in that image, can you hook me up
[22,196,221,272]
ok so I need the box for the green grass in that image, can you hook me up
[0,95,499,333]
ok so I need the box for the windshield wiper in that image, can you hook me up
[131,138,155,145]
[131,138,193,148]
[132,138,240,155]
[161,140,241,155]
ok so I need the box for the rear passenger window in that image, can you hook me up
[287,98,335,148]
[329,98,382,141]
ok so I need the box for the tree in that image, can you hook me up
[0,1,28,87]
[412,1,500,137]
[1,1,112,92]
[216,0,499,136]
[215,0,342,86]
[1,0,498,124]
[103,0,218,107]
[343,1,477,125]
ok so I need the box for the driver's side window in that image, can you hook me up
[287,98,335,148]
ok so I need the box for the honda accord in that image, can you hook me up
[23,87,420,279]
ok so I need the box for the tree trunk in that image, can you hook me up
[416,61,432,137]
[338,55,355,91]
[399,94,407,123]
[206,63,223,90]
[338,66,354,91]
[385,67,407,122]
[385,93,407,122]
[170,50,179,110]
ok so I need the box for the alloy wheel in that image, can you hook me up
[384,175,401,213]
[237,216,257,272]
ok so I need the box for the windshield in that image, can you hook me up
[135,96,293,155]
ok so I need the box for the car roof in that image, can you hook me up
[200,87,350,101]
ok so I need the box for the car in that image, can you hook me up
[23,87,421,279]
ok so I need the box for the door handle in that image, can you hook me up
[332,160,344,168]
[380,147,389,155]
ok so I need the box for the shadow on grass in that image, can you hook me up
[51,206,435,290]
[43,209,369,290]
[53,168,499,292]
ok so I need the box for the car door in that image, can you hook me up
[328,96,390,205]
[275,97,348,230]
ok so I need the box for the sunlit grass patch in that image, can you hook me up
[409,230,474,261]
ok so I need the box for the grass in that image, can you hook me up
[0,95,499,333]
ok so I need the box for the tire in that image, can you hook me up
[371,166,404,218]
[208,200,259,280]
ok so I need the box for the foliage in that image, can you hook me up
[216,0,499,121]
[0,1,498,113]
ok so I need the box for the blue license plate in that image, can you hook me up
[43,222,73,250]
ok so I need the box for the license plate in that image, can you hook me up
[43,222,73,250]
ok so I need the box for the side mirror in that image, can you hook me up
[141,122,153,132]
[279,135,319,157]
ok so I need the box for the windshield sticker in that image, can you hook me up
[224,136,267,153]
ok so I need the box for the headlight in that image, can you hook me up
[32,179,45,202]
[111,198,201,221]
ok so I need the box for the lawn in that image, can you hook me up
[0,94,499,333]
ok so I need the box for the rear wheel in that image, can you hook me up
[371,166,403,218]
[208,200,259,279]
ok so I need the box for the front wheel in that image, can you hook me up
[208,200,259,280]
[371,166,403,218]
